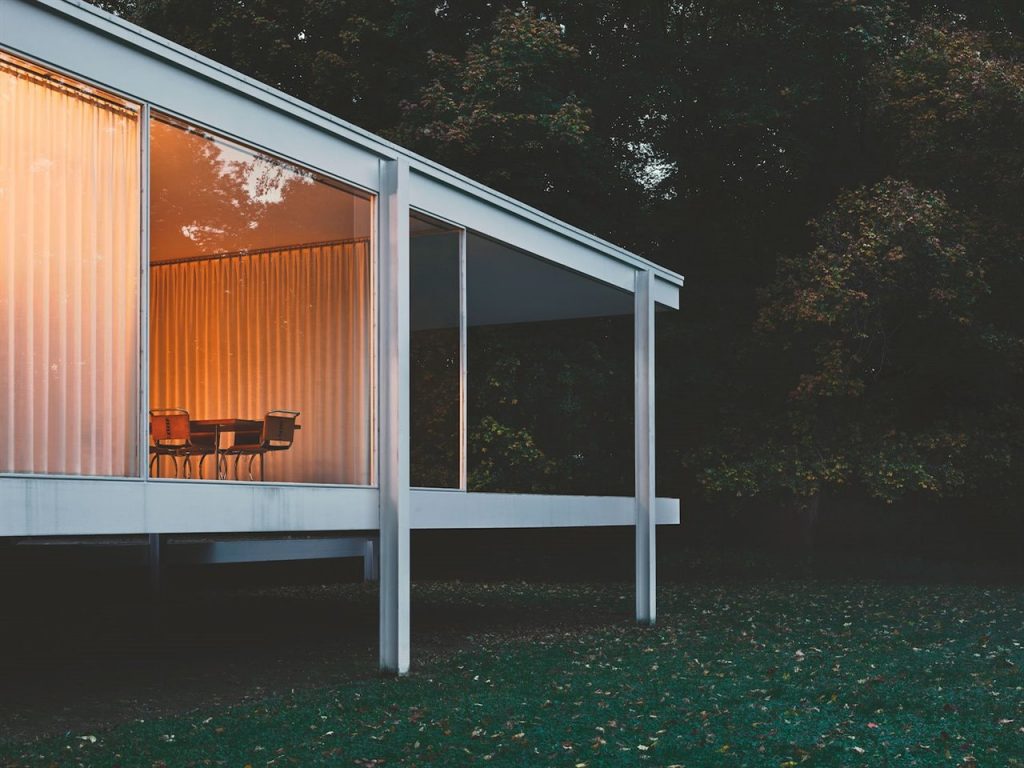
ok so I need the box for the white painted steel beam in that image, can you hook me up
[0,478,380,536]
[0,0,383,190]
[362,538,379,582]
[458,228,468,491]
[138,103,151,482]
[167,536,373,565]
[377,157,412,675]
[13,535,379,568]
[0,0,683,301]
[0,477,681,536]
[635,270,656,625]
[409,490,679,528]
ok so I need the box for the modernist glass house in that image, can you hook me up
[0,0,684,674]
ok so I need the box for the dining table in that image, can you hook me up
[188,418,301,480]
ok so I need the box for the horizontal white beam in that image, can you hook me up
[0,478,679,536]
[411,173,635,294]
[2,0,381,191]
[0,0,684,295]
[410,166,684,294]
[654,275,680,310]
[410,172,681,308]
[167,536,374,564]
[13,535,376,565]
[410,489,679,529]
[0,477,379,536]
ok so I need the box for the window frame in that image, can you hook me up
[0,45,382,489]
[144,108,380,489]
[408,208,467,491]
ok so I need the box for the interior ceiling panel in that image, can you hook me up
[410,232,634,331]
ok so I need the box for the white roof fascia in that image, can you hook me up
[3,0,684,299]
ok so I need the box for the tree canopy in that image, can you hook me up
[100,0,1024,550]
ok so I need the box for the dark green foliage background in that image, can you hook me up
[96,0,1024,554]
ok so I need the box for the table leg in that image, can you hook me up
[215,425,223,480]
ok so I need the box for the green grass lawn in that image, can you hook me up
[3,578,1023,767]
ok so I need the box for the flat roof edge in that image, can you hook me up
[408,163,685,288]
[25,0,685,289]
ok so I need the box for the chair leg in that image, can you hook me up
[260,453,265,482]
[149,453,158,478]
[198,453,207,479]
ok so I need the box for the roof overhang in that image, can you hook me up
[0,0,684,307]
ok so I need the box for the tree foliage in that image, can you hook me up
[388,8,591,199]
[98,1,1024,540]
[702,179,997,502]
[682,13,1024,517]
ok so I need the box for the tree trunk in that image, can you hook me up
[783,491,822,553]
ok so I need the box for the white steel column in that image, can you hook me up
[635,269,656,624]
[458,228,468,491]
[378,157,411,674]
[138,103,151,481]
[363,537,379,583]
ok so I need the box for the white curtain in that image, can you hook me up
[0,54,140,476]
[149,241,371,485]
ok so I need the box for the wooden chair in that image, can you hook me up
[220,409,300,481]
[149,408,217,479]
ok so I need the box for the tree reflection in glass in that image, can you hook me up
[150,117,370,260]
[149,117,373,485]
[410,213,461,489]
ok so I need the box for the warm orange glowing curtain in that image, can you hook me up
[0,54,140,476]
[149,241,371,484]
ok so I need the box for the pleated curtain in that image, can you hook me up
[149,241,371,485]
[0,54,140,476]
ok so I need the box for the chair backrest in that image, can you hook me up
[150,408,191,446]
[231,424,263,448]
[262,410,299,448]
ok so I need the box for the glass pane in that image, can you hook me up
[149,117,373,484]
[0,52,140,477]
[410,213,461,488]
[466,233,634,495]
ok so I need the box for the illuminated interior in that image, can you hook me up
[0,51,140,477]
[148,117,373,484]
[0,50,631,492]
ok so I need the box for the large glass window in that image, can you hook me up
[466,234,634,495]
[0,52,140,477]
[148,117,373,484]
[410,213,461,488]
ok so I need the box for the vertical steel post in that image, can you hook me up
[363,537,379,582]
[138,104,151,481]
[378,157,411,674]
[635,269,656,624]
[458,228,468,491]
